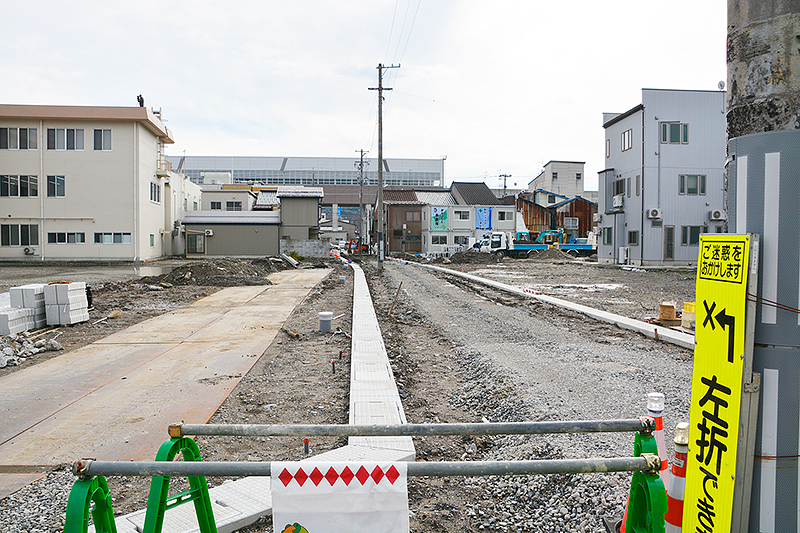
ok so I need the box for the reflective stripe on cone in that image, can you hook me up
[665,422,689,533]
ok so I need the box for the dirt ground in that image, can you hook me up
[0,251,697,532]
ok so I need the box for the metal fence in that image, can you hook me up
[64,418,666,533]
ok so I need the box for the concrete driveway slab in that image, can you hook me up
[0,268,330,496]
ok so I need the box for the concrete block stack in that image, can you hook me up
[44,282,89,326]
[0,284,48,336]
[10,284,47,330]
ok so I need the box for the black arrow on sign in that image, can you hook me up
[715,308,736,363]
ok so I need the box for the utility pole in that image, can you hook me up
[369,62,399,271]
[355,149,369,254]
[500,173,512,198]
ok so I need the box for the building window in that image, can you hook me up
[621,129,633,151]
[46,128,83,151]
[679,174,706,195]
[498,211,509,220]
[627,177,631,198]
[602,227,612,246]
[47,175,65,198]
[211,201,221,210]
[454,235,470,246]
[552,172,558,180]
[150,182,161,203]
[547,194,556,203]
[635,175,640,196]
[681,225,707,246]
[1,128,37,150]
[1,224,38,246]
[150,234,154,247]
[576,173,582,180]
[606,139,610,158]
[652,219,663,228]
[405,211,420,222]
[432,235,447,245]
[1,175,38,197]
[628,230,639,246]
[661,122,689,144]
[94,232,132,244]
[454,210,470,220]
[47,232,85,244]
[613,179,625,196]
[93,129,112,151]
[226,201,242,211]
[187,234,205,253]
[193,201,198,210]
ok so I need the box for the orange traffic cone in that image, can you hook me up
[665,422,689,532]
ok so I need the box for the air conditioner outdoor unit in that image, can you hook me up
[592,213,602,223]
[612,194,624,208]
[710,209,727,221]
[204,229,214,236]
[647,208,662,219]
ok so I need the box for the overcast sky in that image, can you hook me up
[4,1,726,190]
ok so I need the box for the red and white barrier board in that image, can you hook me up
[271,462,409,533]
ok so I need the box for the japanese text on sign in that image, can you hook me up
[683,234,750,533]
[699,241,746,284]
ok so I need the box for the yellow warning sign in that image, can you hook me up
[698,240,747,284]
[683,234,750,533]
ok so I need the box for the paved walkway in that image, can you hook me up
[0,269,330,499]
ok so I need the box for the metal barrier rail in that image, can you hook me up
[170,418,654,438]
[72,455,660,480]
[65,419,667,533]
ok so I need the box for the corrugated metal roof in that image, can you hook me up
[183,211,281,225]
[415,191,456,205]
[450,182,501,205]
[276,186,324,198]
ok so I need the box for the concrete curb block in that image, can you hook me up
[392,259,695,351]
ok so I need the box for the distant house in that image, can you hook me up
[551,197,597,240]
[201,184,258,211]
[598,89,726,265]
[377,182,515,256]
[182,185,324,257]
[183,211,281,257]
[277,186,324,241]
[528,161,586,203]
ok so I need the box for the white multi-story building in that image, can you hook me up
[0,104,200,261]
[527,161,586,204]
[598,89,726,266]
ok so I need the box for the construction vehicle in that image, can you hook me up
[484,231,549,258]
[347,238,369,253]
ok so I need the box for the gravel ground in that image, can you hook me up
[0,254,697,533]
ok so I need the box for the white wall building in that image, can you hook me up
[527,161,586,204]
[598,89,726,266]
[0,104,199,261]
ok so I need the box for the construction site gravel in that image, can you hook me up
[0,252,697,533]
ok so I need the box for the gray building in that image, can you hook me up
[168,155,445,188]
[598,88,727,266]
